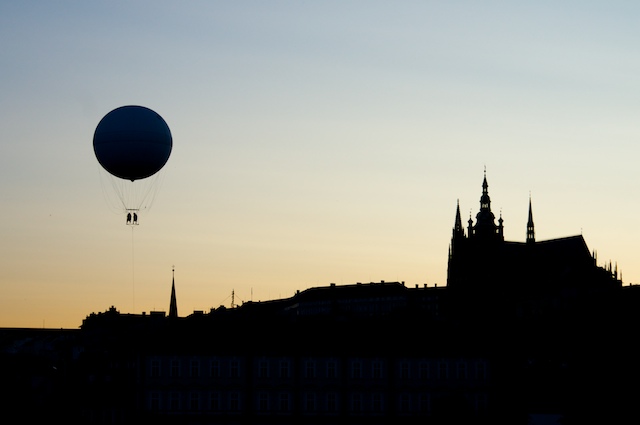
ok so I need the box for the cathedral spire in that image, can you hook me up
[169,266,178,319]
[450,200,466,260]
[527,194,535,244]
[453,199,464,237]
[473,169,499,239]
[481,168,490,210]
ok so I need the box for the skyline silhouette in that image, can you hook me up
[4,207,635,424]
[2,2,640,328]
[1,174,637,423]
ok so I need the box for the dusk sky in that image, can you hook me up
[2,1,639,328]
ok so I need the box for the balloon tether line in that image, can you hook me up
[131,225,135,314]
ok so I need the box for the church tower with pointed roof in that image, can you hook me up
[527,195,535,244]
[169,267,178,319]
[448,200,468,285]
[470,170,502,242]
[447,171,504,290]
[453,199,465,238]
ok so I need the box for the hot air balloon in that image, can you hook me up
[94,105,172,224]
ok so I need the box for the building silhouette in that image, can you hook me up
[2,173,640,424]
[447,172,621,324]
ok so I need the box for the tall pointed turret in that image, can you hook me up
[449,200,466,261]
[526,194,535,244]
[169,266,178,318]
[453,199,464,237]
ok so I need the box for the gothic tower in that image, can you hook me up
[450,200,465,254]
[448,200,466,282]
[471,170,503,241]
[453,199,465,238]
[527,195,535,244]
[447,171,504,290]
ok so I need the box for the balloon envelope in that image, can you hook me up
[93,105,172,181]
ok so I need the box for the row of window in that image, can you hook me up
[148,356,488,382]
[148,390,489,415]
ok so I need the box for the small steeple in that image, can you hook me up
[526,194,535,244]
[169,266,178,318]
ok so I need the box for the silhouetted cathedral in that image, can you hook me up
[447,172,620,306]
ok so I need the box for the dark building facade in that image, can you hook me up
[75,282,492,425]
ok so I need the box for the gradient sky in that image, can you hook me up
[2,1,639,328]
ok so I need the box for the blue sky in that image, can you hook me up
[1,1,639,327]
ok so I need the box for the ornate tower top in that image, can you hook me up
[472,170,500,240]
